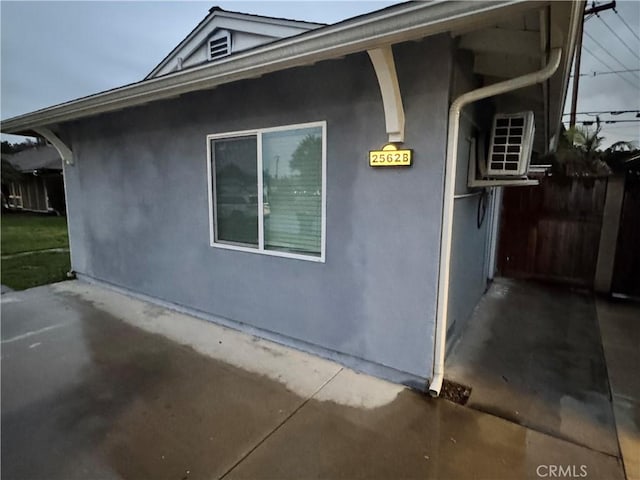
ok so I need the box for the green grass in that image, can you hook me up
[1,214,69,255]
[1,214,71,290]
[1,251,71,290]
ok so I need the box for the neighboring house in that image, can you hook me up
[1,1,582,395]
[1,145,65,214]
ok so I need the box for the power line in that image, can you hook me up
[563,123,640,132]
[562,110,640,115]
[566,119,640,124]
[583,30,640,79]
[569,1,618,127]
[597,14,640,61]
[582,45,640,90]
[572,68,640,77]
[614,10,640,43]
[585,1,617,15]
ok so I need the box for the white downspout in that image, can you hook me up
[429,48,562,397]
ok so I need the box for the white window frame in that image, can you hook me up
[206,120,327,263]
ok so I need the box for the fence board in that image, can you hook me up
[612,172,640,297]
[498,177,607,287]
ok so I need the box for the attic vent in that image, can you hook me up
[209,31,231,61]
[487,112,535,177]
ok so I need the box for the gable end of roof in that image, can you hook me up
[145,6,325,79]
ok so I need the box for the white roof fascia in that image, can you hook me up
[215,10,324,29]
[2,0,549,136]
[549,0,584,151]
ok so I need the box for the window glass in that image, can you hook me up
[208,122,325,260]
[262,127,322,256]
[212,136,258,246]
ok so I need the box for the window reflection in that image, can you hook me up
[262,127,322,256]
[212,136,259,246]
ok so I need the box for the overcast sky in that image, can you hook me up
[566,0,640,147]
[1,0,639,148]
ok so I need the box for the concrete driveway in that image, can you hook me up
[1,281,626,480]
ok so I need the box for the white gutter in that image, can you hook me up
[429,47,562,397]
[1,1,533,135]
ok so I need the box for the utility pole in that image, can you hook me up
[570,1,617,128]
[570,16,584,128]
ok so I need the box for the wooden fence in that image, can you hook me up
[612,171,640,297]
[497,176,607,287]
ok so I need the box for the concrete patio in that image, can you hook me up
[1,280,631,479]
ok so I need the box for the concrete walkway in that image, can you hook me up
[1,247,70,260]
[446,277,637,479]
[1,281,626,480]
[597,299,640,480]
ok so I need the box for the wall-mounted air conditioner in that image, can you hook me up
[487,112,535,177]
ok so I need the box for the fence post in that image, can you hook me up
[594,174,625,293]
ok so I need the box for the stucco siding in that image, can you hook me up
[445,49,492,342]
[63,35,452,381]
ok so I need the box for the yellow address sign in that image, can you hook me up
[369,143,413,167]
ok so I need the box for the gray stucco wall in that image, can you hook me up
[62,35,453,382]
[446,122,491,339]
[445,50,492,342]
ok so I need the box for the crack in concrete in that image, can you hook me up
[219,367,345,480]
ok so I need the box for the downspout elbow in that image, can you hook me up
[428,48,562,398]
[429,372,443,397]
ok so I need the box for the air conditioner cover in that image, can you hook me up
[487,111,535,177]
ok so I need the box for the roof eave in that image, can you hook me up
[549,0,584,152]
[2,0,545,136]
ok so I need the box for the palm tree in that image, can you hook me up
[549,125,610,176]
